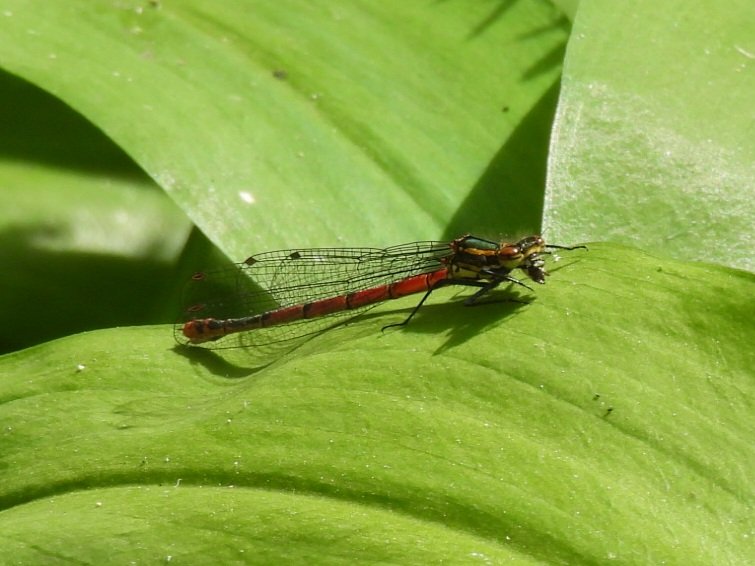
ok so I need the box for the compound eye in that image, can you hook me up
[499,244,522,261]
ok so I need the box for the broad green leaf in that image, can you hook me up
[0,69,192,353]
[0,1,568,258]
[1,244,753,563]
[0,487,524,563]
[546,0,755,271]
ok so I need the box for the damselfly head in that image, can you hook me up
[519,238,587,283]
[513,236,547,258]
[514,235,546,251]
[494,235,547,268]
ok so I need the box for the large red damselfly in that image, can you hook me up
[176,235,586,349]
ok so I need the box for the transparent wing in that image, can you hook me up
[175,241,453,351]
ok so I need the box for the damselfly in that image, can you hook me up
[176,235,586,349]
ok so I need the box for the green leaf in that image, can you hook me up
[1,2,753,561]
[0,0,571,350]
[1,244,753,563]
[0,69,192,352]
[0,0,568,258]
[546,0,755,271]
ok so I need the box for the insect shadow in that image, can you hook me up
[171,343,271,378]
[172,289,533,378]
[376,289,533,355]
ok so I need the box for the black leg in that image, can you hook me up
[462,278,533,307]
[477,268,535,292]
[381,279,487,332]
[381,286,438,331]
[381,272,533,332]
[462,280,502,305]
